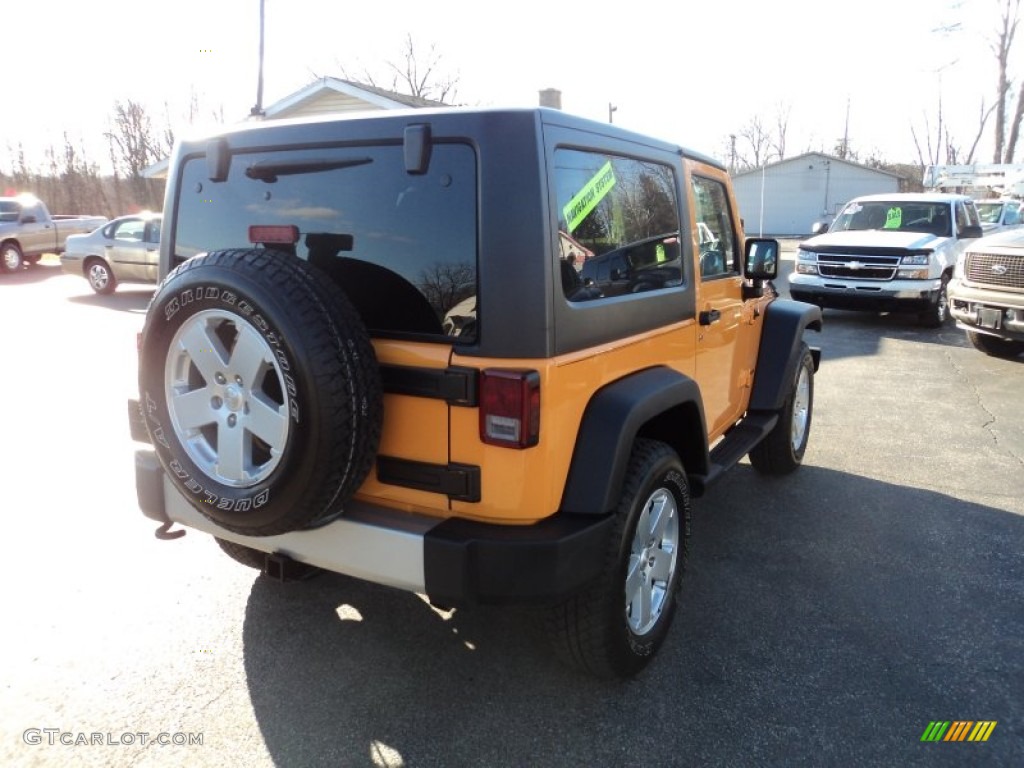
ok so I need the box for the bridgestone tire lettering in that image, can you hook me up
[138,248,383,535]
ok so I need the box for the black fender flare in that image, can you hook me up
[560,367,708,516]
[749,299,822,412]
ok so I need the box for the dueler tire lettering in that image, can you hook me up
[138,248,382,536]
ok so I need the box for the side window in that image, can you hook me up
[1006,204,1020,225]
[113,219,145,241]
[554,149,681,302]
[146,219,161,243]
[691,176,738,278]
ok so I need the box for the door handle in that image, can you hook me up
[699,308,721,326]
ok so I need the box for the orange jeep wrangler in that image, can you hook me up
[131,107,822,678]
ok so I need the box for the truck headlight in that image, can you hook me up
[900,253,930,265]
[897,267,930,279]
[795,249,818,273]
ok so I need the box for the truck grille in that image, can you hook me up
[965,252,1024,290]
[817,254,900,281]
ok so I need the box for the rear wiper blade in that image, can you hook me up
[245,157,373,182]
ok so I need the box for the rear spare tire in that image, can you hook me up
[138,248,382,536]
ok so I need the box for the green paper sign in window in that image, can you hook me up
[884,207,902,229]
[563,161,617,233]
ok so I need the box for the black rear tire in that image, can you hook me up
[547,439,690,678]
[749,342,814,475]
[138,248,382,536]
[216,537,267,570]
[968,330,1024,359]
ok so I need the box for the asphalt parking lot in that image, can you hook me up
[1,252,1021,768]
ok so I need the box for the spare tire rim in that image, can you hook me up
[165,309,291,488]
[791,365,811,451]
[625,487,680,636]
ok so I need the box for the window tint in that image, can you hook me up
[174,144,478,340]
[691,176,738,278]
[554,149,681,302]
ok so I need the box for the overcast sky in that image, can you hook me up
[3,0,1013,173]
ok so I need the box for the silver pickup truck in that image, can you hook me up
[0,195,107,272]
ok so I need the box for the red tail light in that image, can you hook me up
[479,369,540,448]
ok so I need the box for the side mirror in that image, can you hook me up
[20,215,37,224]
[810,221,829,235]
[744,238,779,280]
[959,224,983,239]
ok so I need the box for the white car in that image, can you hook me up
[61,213,161,294]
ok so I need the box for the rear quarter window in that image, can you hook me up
[173,143,478,341]
[554,149,681,302]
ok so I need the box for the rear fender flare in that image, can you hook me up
[560,367,708,516]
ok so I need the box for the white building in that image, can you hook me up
[732,152,902,236]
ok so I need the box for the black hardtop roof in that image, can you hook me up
[176,106,725,170]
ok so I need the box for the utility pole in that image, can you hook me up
[250,0,266,118]
[608,103,617,124]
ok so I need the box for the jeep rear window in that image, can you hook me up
[173,143,478,341]
[554,149,681,302]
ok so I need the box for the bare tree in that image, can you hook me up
[735,116,772,170]
[770,103,791,162]
[340,34,460,104]
[992,0,1021,161]
[105,99,163,210]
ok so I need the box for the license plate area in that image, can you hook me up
[978,307,1003,329]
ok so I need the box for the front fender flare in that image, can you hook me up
[749,299,822,412]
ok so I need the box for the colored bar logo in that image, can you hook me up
[920,721,997,742]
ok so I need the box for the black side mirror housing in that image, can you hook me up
[959,224,983,239]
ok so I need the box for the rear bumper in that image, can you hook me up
[135,448,612,606]
[788,275,942,312]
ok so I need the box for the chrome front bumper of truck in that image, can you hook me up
[788,275,943,312]
[948,280,1024,341]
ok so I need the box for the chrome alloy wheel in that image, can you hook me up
[625,487,680,636]
[88,263,110,291]
[2,245,22,271]
[165,309,291,487]
[791,364,811,452]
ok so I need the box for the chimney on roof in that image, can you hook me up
[539,88,562,110]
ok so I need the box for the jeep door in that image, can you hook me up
[690,168,764,438]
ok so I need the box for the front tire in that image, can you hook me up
[1,242,23,272]
[749,342,814,475]
[968,330,1024,359]
[918,275,950,328]
[86,258,117,294]
[548,439,690,678]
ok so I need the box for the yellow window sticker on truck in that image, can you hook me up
[563,161,617,233]
[885,207,902,229]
